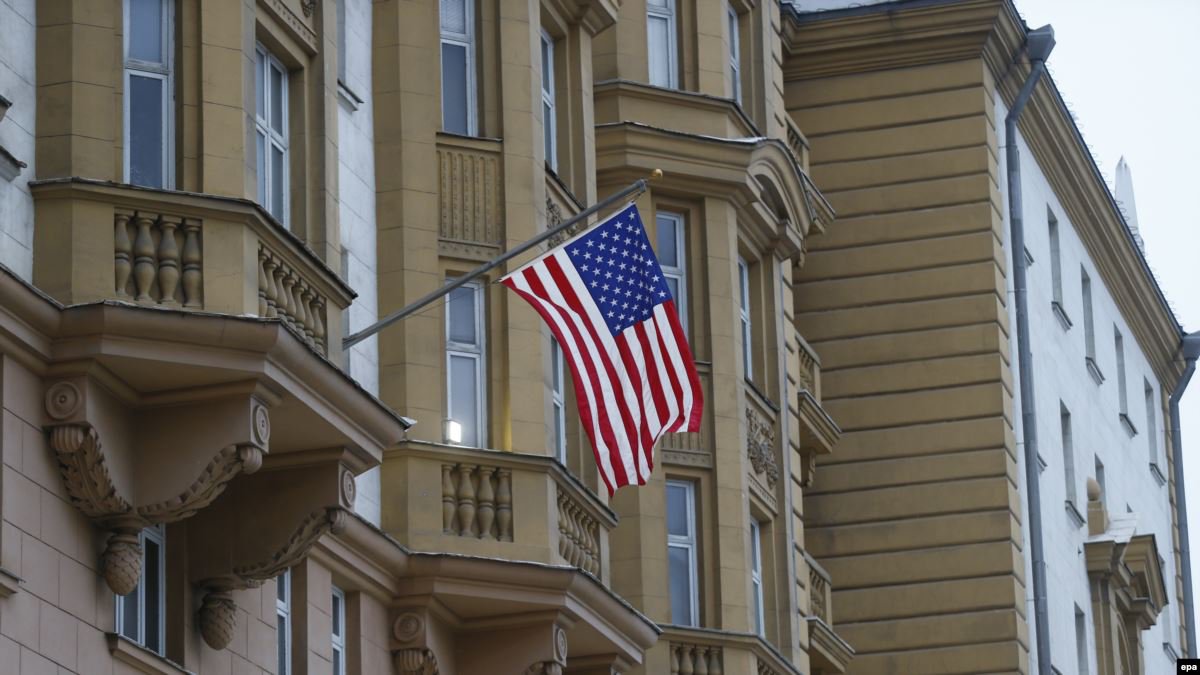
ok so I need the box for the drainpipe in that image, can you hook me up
[1005,25,1055,675]
[1171,331,1200,656]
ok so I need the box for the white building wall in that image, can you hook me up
[338,0,382,525]
[998,94,1179,675]
[0,0,36,280]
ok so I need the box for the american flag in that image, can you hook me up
[501,203,703,494]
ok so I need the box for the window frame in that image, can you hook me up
[255,44,290,227]
[122,0,174,189]
[646,0,679,89]
[540,30,557,172]
[331,586,346,675]
[749,519,764,636]
[738,257,753,381]
[439,0,478,136]
[1145,379,1161,475]
[276,569,292,675]
[727,4,741,104]
[1060,402,1079,519]
[551,336,567,465]
[445,279,487,447]
[656,210,687,332]
[115,524,166,655]
[666,479,699,627]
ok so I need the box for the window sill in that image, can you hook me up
[337,79,363,111]
[1086,357,1105,385]
[1051,301,1073,331]
[1164,641,1180,662]
[1120,413,1138,437]
[0,566,20,597]
[107,634,192,675]
[1150,462,1168,487]
[1023,247,1035,267]
[1065,500,1086,529]
[1036,453,1047,473]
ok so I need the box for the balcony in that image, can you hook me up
[594,79,758,140]
[804,552,854,675]
[29,178,353,358]
[662,625,802,675]
[381,440,616,584]
[436,133,505,260]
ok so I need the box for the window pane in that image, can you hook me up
[541,37,552,93]
[551,339,562,392]
[647,16,671,87]
[543,100,554,166]
[277,613,288,675]
[144,537,161,653]
[668,545,693,625]
[129,75,165,188]
[441,43,469,135]
[440,0,467,34]
[665,276,680,304]
[448,285,477,344]
[256,132,266,201]
[270,64,285,134]
[129,0,164,63]
[449,355,479,446]
[270,144,285,219]
[648,0,669,7]
[656,216,678,267]
[256,51,266,120]
[119,587,139,641]
[331,592,342,636]
[666,482,689,537]
[277,572,288,603]
[752,578,763,634]
[553,402,564,459]
[333,650,342,675]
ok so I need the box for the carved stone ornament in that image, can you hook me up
[746,406,779,488]
[300,0,317,17]
[393,613,424,643]
[554,626,569,663]
[394,648,439,675]
[526,663,563,675]
[340,465,357,508]
[545,197,585,248]
[198,590,238,651]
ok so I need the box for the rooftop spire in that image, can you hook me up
[1115,156,1145,253]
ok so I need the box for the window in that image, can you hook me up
[1075,605,1090,675]
[276,570,292,675]
[1061,403,1077,509]
[749,520,764,636]
[1082,268,1098,378]
[116,525,165,655]
[666,479,698,626]
[551,337,566,464]
[123,0,173,188]
[738,257,752,381]
[1114,329,1134,435]
[1146,380,1160,472]
[541,31,557,171]
[255,45,289,225]
[446,280,485,447]
[656,211,687,330]
[1048,209,1064,309]
[440,0,476,135]
[727,4,741,104]
[646,0,678,88]
[331,586,346,675]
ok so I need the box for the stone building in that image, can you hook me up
[0,0,854,674]
[784,0,1192,674]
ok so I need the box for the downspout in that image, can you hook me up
[1171,331,1200,656]
[1005,25,1055,675]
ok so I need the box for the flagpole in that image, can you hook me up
[343,171,661,350]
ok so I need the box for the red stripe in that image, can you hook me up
[651,303,687,432]
[663,299,704,432]
[633,321,671,440]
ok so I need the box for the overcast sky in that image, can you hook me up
[1014,0,1200,594]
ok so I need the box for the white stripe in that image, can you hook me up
[653,304,695,430]
[508,271,619,489]
[617,328,658,481]
[641,317,681,437]
[549,251,649,482]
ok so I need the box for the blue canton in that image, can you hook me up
[565,204,673,336]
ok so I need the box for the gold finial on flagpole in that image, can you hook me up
[650,169,664,180]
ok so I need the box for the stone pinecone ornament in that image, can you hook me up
[199,590,238,650]
[102,530,143,596]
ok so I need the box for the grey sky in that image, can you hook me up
[1015,0,1200,591]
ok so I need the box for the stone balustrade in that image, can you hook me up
[384,441,616,583]
[805,551,833,626]
[796,333,821,401]
[660,627,801,675]
[437,134,504,259]
[31,179,354,359]
[785,117,810,172]
[670,641,723,675]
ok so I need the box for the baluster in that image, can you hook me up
[311,296,326,352]
[299,285,316,343]
[695,647,709,675]
[679,646,694,675]
[442,465,457,533]
[114,210,133,297]
[257,248,269,316]
[290,273,308,334]
[263,255,280,318]
[708,650,722,675]
[476,467,495,539]
[132,213,157,303]
[670,646,680,675]
[455,464,477,537]
[156,216,181,305]
[278,269,296,327]
[181,219,202,307]
[495,469,512,541]
[570,504,584,566]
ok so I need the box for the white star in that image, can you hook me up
[600,231,609,239]
[580,264,589,272]
[617,275,625,283]
[658,290,666,297]
[607,311,615,318]
[586,240,595,247]
[604,271,613,279]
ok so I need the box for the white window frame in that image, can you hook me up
[115,524,166,655]
[255,44,290,226]
[446,279,486,447]
[1145,379,1160,471]
[540,31,557,171]
[1115,328,1130,421]
[276,570,292,675]
[551,337,567,465]
[727,4,741,104]
[440,0,477,136]
[749,519,764,636]
[738,257,753,381]
[331,586,346,675]
[123,0,174,189]
[646,0,678,89]
[666,479,699,627]
[1048,209,1063,307]
[657,211,687,331]
[1060,402,1077,509]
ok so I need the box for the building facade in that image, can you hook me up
[0,0,857,674]
[784,1,1189,674]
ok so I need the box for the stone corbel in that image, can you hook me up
[526,627,569,675]
[392,610,439,674]
[43,378,269,595]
